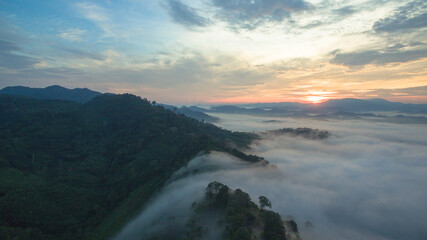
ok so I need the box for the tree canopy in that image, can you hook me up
[0,94,261,240]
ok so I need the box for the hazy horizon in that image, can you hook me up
[2,84,427,105]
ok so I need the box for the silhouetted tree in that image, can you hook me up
[259,196,272,209]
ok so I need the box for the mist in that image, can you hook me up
[114,114,427,240]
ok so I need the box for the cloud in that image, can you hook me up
[373,0,427,33]
[363,85,427,98]
[332,6,356,17]
[113,152,255,240]
[76,2,109,22]
[41,51,272,103]
[163,0,210,28]
[211,0,313,30]
[99,52,269,88]
[0,40,39,69]
[59,47,105,60]
[115,116,427,240]
[0,40,20,52]
[75,2,116,37]
[59,28,87,41]
[0,17,26,43]
[330,48,427,66]
[300,20,323,29]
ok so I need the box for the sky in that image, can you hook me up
[0,0,426,104]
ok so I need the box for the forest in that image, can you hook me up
[0,94,261,240]
[182,181,299,240]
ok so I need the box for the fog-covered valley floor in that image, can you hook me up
[115,114,427,240]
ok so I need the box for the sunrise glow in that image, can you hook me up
[306,96,327,103]
[0,0,425,104]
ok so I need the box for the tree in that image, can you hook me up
[259,196,272,209]
[205,181,225,199]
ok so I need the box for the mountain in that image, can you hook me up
[240,102,307,110]
[199,98,427,116]
[365,98,427,113]
[235,98,427,113]
[316,98,427,113]
[177,106,220,123]
[160,104,220,123]
[185,98,427,124]
[0,94,260,240]
[0,84,221,122]
[317,98,393,112]
[210,105,268,115]
[0,85,102,103]
[185,105,210,112]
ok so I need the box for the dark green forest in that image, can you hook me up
[183,182,294,240]
[144,181,295,240]
[0,94,261,240]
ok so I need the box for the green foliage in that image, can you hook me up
[260,210,287,240]
[227,148,267,163]
[205,181,226,199]
[0,94,259,240]
[184,182,288,240]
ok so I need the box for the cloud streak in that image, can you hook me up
[211,0,313,30]
[163,0,210,28]
[331,49,427,66]
[0,40,39,69]
[59,28,87,41]
[373,0,427,33]
[75,2,117,38]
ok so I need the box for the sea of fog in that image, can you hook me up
[115,114,427,240]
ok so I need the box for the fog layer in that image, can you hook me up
[115,114,427,240]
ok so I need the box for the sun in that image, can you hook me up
[306,95,326,103]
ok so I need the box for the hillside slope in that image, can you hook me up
[0,94,259,240]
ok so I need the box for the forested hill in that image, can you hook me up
[0,85,102,103]
[175,182,301,240]
[0,94,259,240]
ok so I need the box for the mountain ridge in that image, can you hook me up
[238,98,427,113]
[2,85,426,113]
[0,85,103,103]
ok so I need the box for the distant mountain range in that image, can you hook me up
[198,98,427,124]
[238,98,427,113]
[2,85,426,123]
[160,104,220,123]
[0,85,102,103]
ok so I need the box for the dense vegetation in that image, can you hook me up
[0,94,260,240]
[265,128,330,140]
[182,182,297,240]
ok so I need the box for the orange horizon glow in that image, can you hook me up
[205,95,331,105]
[305,95,329,103]
[200,95,427,105]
